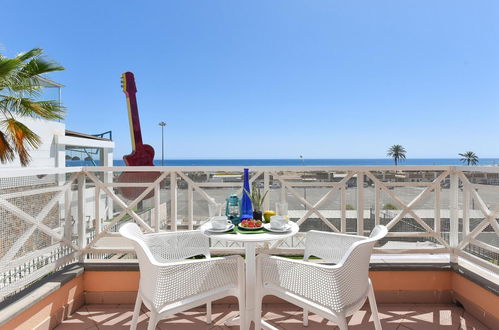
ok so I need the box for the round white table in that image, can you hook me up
[200,221,299,330]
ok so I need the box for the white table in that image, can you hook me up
[200,221,299,330]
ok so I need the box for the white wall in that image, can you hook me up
[0,116,115,169]
[0,116,65,168]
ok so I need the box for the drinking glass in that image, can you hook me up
[275,202,288,217]
[208,202,222,218]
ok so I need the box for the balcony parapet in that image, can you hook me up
[0,165,498,326]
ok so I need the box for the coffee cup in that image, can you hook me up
[211,216,231,230]
[270,215,288,230]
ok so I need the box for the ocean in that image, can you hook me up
[65,158,499,167]
[100,158,499,166]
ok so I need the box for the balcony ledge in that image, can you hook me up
[0,259,498,330]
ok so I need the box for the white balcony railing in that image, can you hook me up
[0,165,498,300]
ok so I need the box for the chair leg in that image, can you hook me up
[253,294,263,330]
[303,308,309,326]
[130,293,142,330]
[337,316,348,330]
[147,312,158,330]
[368,279,382,330]
[206,301,212,324]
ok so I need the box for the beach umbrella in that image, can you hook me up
[240,168,253,219]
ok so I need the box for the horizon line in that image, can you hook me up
[112,157,499,161]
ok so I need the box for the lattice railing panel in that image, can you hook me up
[0,210,31,260]
[0,171,80,301]
[1,166,498,300]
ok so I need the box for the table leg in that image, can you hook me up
[245,242,256,330]
[224,242,278,330]
[223,242,256,329]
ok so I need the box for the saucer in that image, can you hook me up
[206,223,234,233]
[263,223,291,233]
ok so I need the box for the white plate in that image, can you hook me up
[238,223,264,231]
[263,223,291,233]
[206,223,235,233]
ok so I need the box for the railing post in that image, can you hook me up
[434,183,441,235]
[94,186,101,235]
[357,172,364,236]
[280,178,286,205]
[263,172,270,211]
[153,183,160,232]
[64,188,72,244]
[463,181,470,237]
[77,173,86,260]
[263,173,270,250]
[56,146,66,231]
[170,171,178,231]
[187,183,194,230]
[103,148,114,220]
[375,183,381,226]
[340,185,346,233]
[449,170,459,250]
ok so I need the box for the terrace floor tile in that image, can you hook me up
[54,303,490,329]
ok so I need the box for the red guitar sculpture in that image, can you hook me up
[118,72,160,200]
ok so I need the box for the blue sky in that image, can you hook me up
[2,1,499,159]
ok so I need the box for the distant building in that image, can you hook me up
[0,77,114,169]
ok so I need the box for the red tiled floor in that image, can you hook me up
[55,303,490,329]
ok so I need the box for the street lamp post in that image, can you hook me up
[159,122,166,166]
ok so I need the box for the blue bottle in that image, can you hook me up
[240,168,253,220]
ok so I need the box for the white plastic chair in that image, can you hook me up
[256,225,387,330]
[119,223,245,330]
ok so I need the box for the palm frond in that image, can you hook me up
[2,118,41,166]
[2,48,63,93]
[20,57,64,78]
[0,96,64,120]
[0,47,64,165]
[0,130,14,163]
[15,48,43,62]
[0,58,21,83]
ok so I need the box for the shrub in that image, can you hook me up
[383,203,398,210]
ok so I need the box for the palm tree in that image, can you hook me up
[387,145,407,165]
[459,151,479,166]
[0,48,65,166]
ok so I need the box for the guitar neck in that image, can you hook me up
[125,91,144,149]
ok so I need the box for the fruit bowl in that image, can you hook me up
[238,219,263,230]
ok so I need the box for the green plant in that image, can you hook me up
[459,151,479,166]
[346,204,355,210]
[0,48,65,166]
[244,184,269,212]
[383,203,398,210]
[387,144,407,166]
